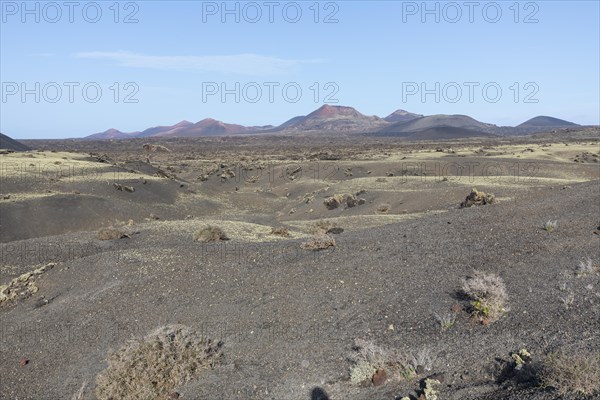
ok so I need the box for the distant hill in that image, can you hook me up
[84,119,274,139]
[517,116,579,128]
[153,118,250,137]
[275,105,387,132]
[85,128,140,140]
[81,106,417,138]
[372,114,498,139]
[0,133,31,151]
[384,109,423,123]
[80,108,583,139]
[136,120,194,137]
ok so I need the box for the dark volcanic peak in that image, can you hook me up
[517,116,579,128]
[373,114,498,139]
[0,133,31,151]
[307,104,365,119]
[381,114,496,133]
[278,115,308,129]
[384,109,423,123]
[277,104,387,132]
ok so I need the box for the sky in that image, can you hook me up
[1,0,599,139]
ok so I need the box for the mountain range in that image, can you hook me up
[84,105,580,140]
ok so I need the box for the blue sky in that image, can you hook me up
[1,0,599,138]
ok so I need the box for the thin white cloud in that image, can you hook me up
[73,51,321,76]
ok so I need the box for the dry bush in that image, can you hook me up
[270,226,290,237]
[95,325,223,400]
[576,257,600,276]
[376,203,391,213]
[310,220,339,235]
[323,193,362,210]
[324,194,345,210]
[193,225,229,242]
[70,381,87,400]
[462,270,508,323]
[460,188,495,208]
[349,338,415,386]
[301,235,336,250]
[540,351,600,396]
[542,220,558,232]
[142,143,171,153]
[434,313,456,332]
[97,227,130,241]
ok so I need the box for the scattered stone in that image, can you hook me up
[33,297,51,309]
[372,369,387,386]
[326,227,344,235]
[346,194,358,208]
[142,143,171,153]
[220,169,236,180]
[428,372,446,384]
[324,193,364,210]
[288,166,302,179]
[19,358,29,367]
[113,183,135,193]
[0,263,55,305]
